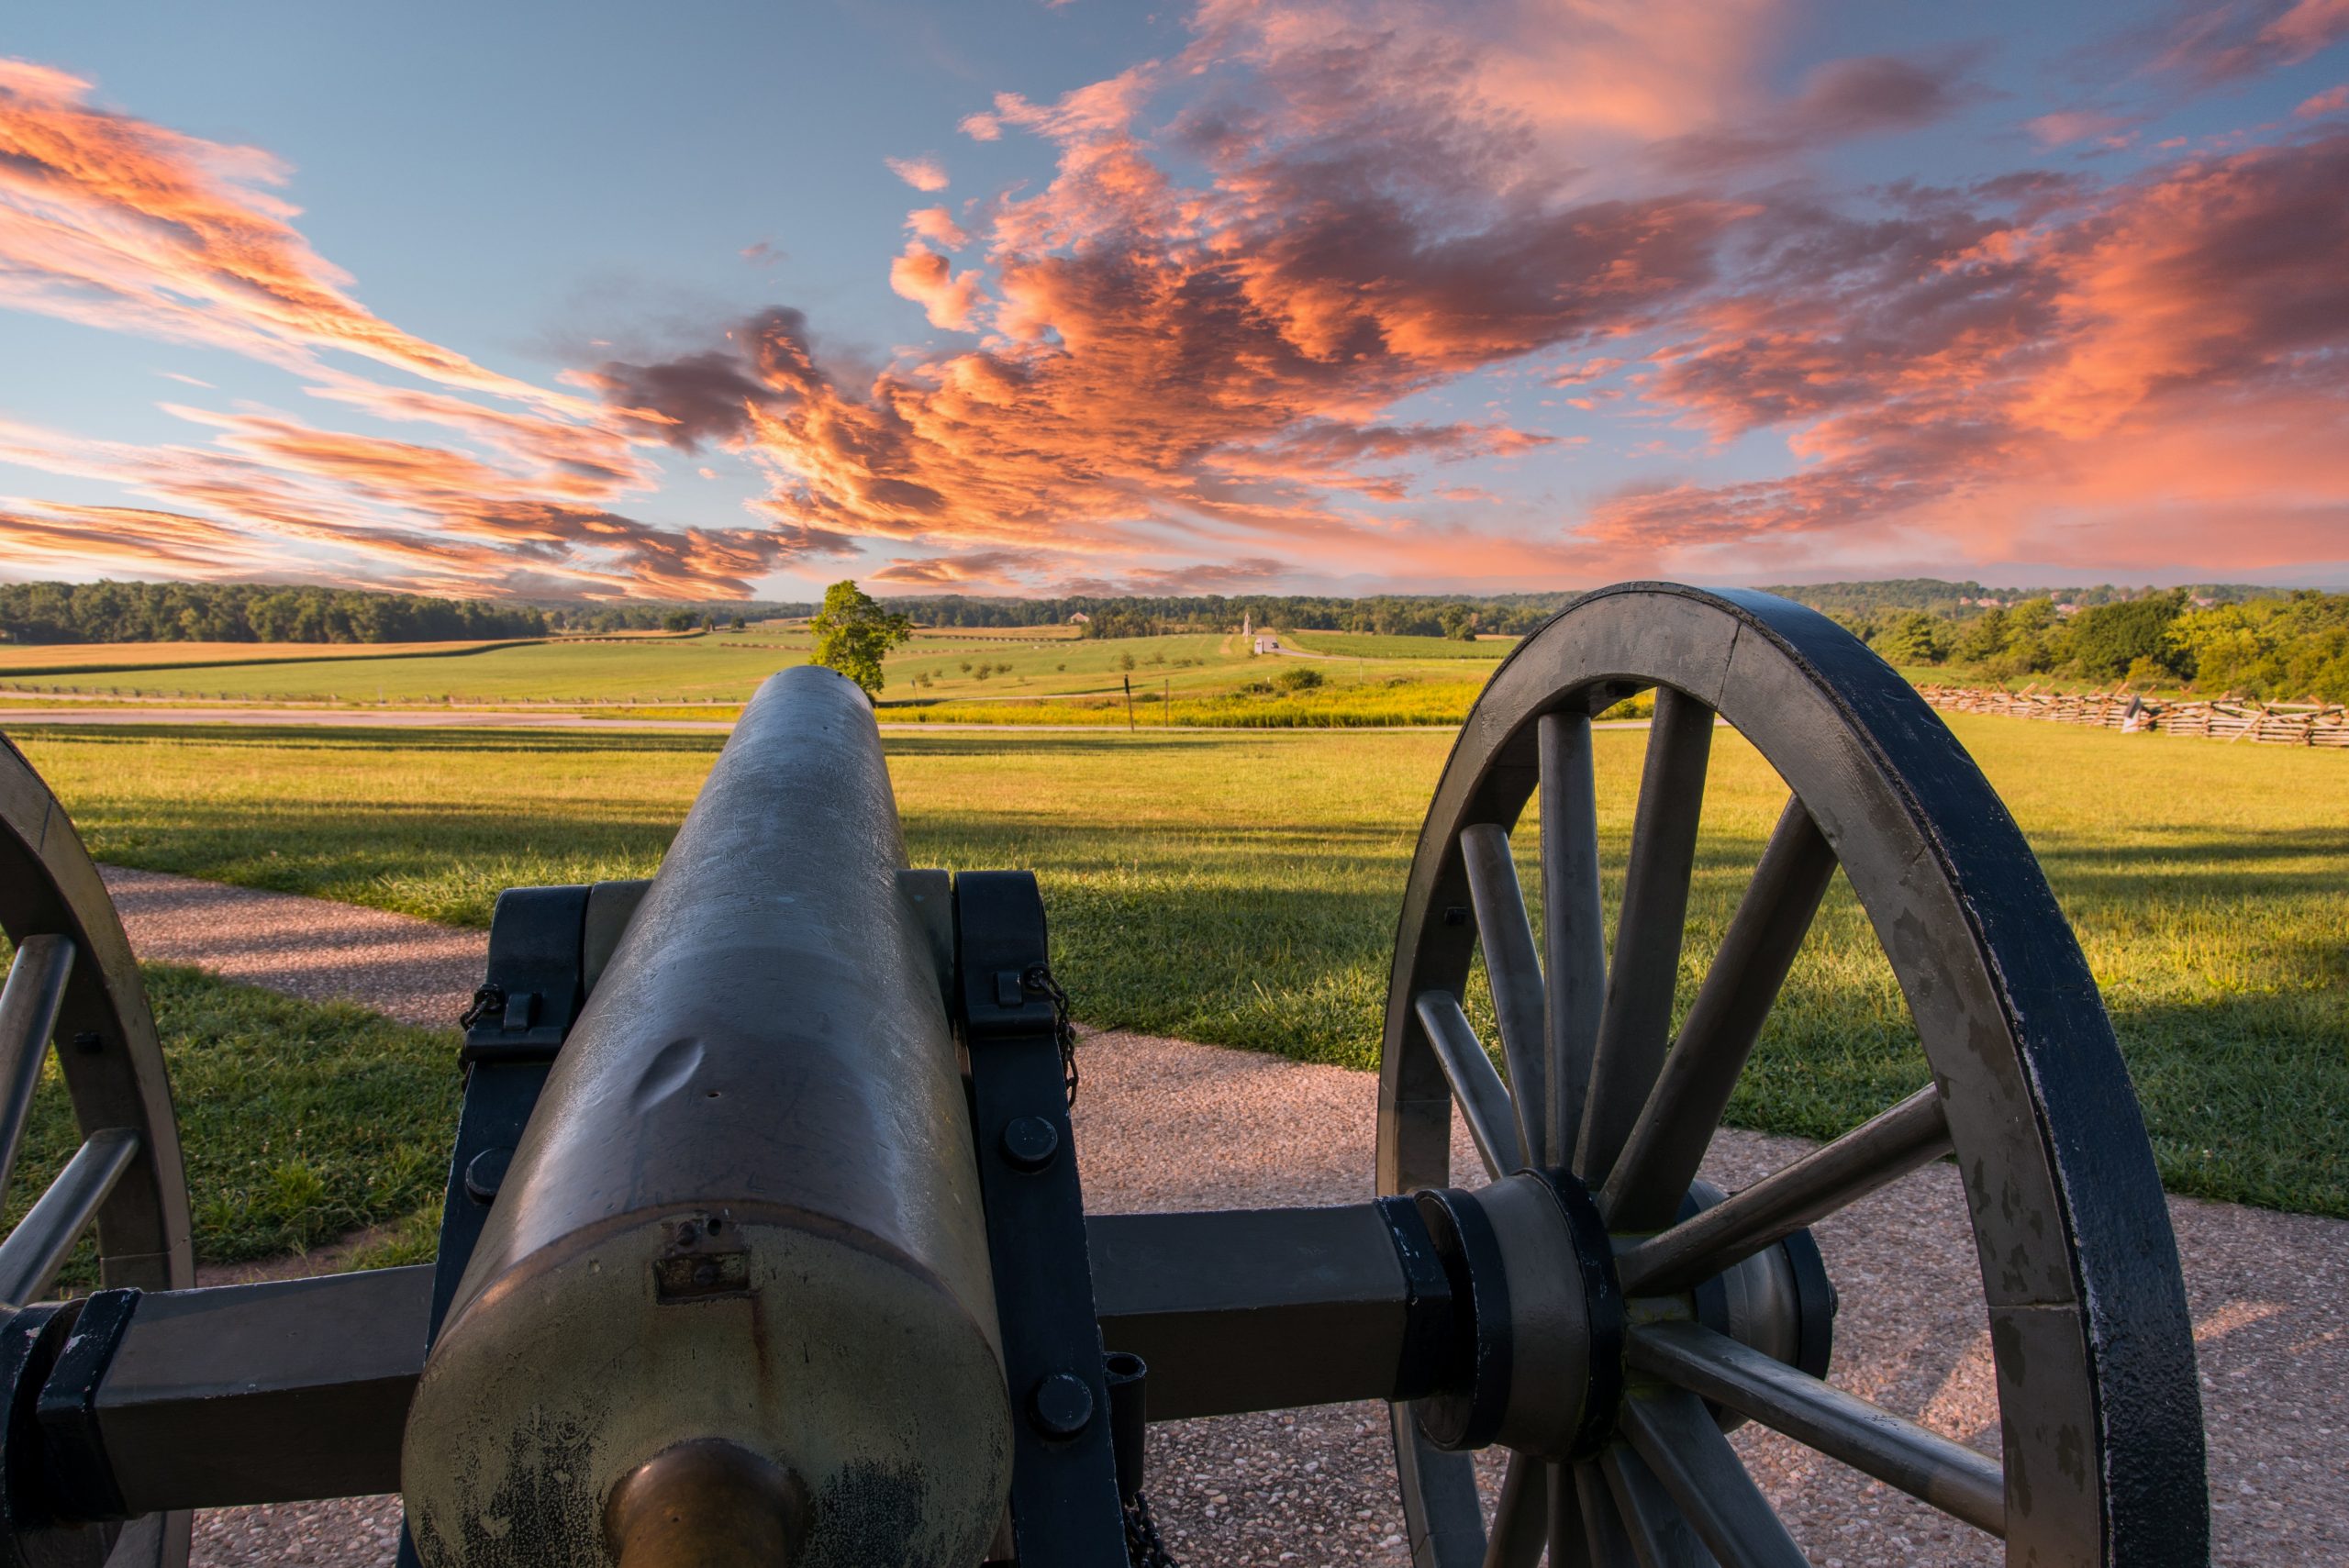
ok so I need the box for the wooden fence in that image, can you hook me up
[1915,686,2349,748]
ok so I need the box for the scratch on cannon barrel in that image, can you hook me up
[0,585,2209,1568]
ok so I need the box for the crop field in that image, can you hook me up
[1281,629,1520,660]
[0,626,1502,716]
[9,712,2342,1219]
[0,639,517,675]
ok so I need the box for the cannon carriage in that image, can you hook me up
[0,585,2206,1566]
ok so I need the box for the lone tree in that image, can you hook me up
[810,579,913,695]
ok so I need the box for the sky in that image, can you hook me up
[1,0,2345,603]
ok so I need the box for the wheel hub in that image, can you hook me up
[1411,1173,1836,1461]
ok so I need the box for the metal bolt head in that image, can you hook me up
[1001,1115,1061,1173]
[463,1146,514,1204]
[1030,1372,1095,1439]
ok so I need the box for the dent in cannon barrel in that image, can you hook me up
[400,665,1011,1567]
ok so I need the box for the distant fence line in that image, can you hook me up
[1917,685,2349,749]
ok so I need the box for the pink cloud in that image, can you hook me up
[887,241,986,329]
[2296,83,2349,117]
[907,206,972,248]
[885,154,950,192]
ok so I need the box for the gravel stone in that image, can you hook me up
[83,870,2343,1566]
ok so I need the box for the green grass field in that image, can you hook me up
[10,713,2342,1218]
[0,627,1500,715]
[1281,629,1520,660]
[0,955,457,1277]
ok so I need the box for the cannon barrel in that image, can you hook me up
[400,665,1011,1567]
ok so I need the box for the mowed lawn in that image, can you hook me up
[9,715,2344,1218]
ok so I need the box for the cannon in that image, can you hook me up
[0,585,2207,1566]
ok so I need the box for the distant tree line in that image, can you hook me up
[1757,578,2275,620]
[538,600,808,634]
[0,580,548,645]
[1837,588,2349,703]
[882,593,1572,639]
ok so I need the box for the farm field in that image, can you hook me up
[0,639,518,675]
[8,711,2342,1218]
[1281,628,1520,659]
[0,626,1502,716]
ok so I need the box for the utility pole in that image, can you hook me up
[1123,673,1134,732]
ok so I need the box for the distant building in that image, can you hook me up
[1068,612,1091,624]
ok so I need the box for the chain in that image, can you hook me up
[1123,1493,1180,1567]
[1019,962,1080,1106]
[458,984,506,1031]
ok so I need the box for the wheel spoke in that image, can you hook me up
[1621,1389,1807,1568]
[1463,824,1547,1166]
[1571,1460,1641,1567]
[0,1127,140,1306]
[1601,798,1837,1229]
[1630,1321,2005,1538]
[1597,1441,1718,1567]
[1578,688,1713,1184]
[0,933,75,1209]
[1616,1085,1949,1296]
[1414,992,1515,1181]
[1482,1452,1549,1568]
[1540,712,1607,1173]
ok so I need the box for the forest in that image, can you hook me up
[0,581,548,645]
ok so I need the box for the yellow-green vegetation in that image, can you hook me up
[11,713,2343,1217]
[2,625,1501,720]
[0,954,457,1276]
[0,639,519,675]
[1281,629,1519,660]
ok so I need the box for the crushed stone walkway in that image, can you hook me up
[92,866,2348,1567]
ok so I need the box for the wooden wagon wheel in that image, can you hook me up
[0,732,194,1565]
[1376,585,2205,1567]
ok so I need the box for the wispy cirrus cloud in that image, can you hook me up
[0,55,820,597]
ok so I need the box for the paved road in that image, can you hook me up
[87,866,2349,1567]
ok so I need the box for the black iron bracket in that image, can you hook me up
[954,871,1127,1566]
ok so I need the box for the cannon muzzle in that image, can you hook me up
[400,665,1010,1567]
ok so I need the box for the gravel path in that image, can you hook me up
[89,868,2343,1566]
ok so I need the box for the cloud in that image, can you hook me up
[740,239,783,265]
[0,59,573,408]
[887,241,986,329]
[907,206,971,248]
[2297,83,2349,117]
[2146,0,2349,85]
[571,10,1743,584]
[869,550,1041,588]
[0,55,836,598]
[885,154,951,191]
[1584,128,2349,569]
[1652,50,1985,172]
[2027,109,2139,148]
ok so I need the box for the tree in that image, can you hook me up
[809,580,912,695]
[662,609,696,633]
[2068,593,2188,681]
[1875,611,1949,666]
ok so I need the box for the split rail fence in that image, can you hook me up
[1917,685,2349,748]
